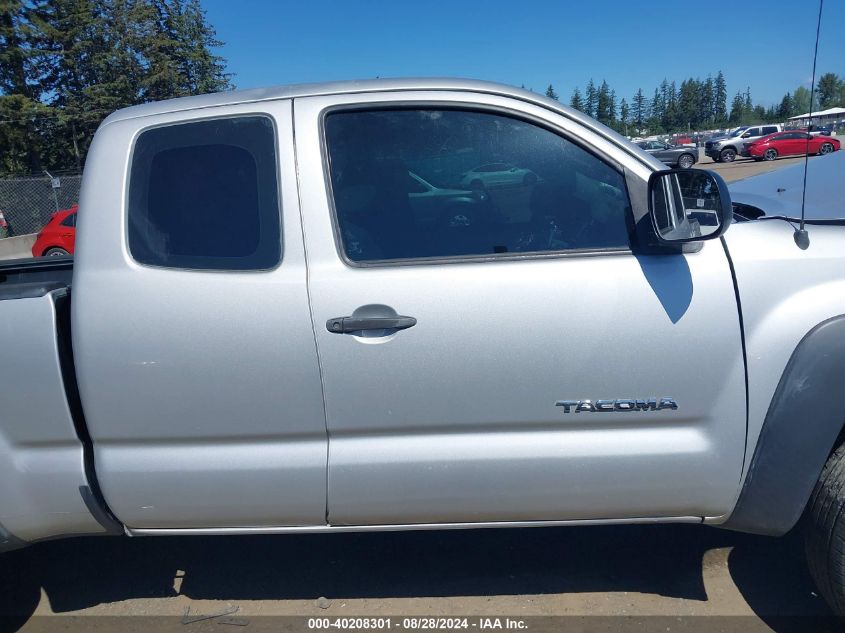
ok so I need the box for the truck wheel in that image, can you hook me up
[805,445,845,616]
[44,247,70,257]
[719,148,737,162]
[677,153,695,169]
[764,149,778,161]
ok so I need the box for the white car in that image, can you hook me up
[459,163,538,189]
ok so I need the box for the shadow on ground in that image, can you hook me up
[0,523,833,631]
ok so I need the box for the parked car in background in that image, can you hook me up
[0,210,8,239]
[31,205,77,257]
[459,163,538,189]
[807,125,832,136]
[747,131,840,161]
[636,140,698,169]
[407,171,487,227]
[705,124,783,162]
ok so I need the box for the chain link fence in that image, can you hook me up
[0,173,82,237]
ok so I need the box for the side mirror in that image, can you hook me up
[648,169,732,244]
[741,132,751,138]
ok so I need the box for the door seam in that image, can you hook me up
[291,97,332,524]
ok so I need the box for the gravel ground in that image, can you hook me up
[1,522,836,632]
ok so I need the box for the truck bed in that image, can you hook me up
[0,258,73,299]
[0,256,116,549]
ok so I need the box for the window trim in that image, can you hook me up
[318,101,635,269]
[125,112,284,273]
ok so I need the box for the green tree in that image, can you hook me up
[544,83,558,101]
[700,76,714,125]
[649,86,663,129]
[619,97,629,134]
[0,0,49,173]
[778,92,794,119]
[584,78,596,118]
[632,88,647,130]
[569,86,583,112]
[728,91,744,124]
[793,86,812,114]
[816,72,841,109]
[714,70,728,123]
[595,79,613,124]
[171,0,232,94]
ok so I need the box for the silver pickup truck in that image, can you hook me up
[3,79,845,614]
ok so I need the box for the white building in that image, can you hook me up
[787,106,845,128]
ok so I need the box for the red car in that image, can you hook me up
[31,205,78,257]
[746,131,840,161]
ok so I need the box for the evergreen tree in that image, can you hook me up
[569,86,584,112]
[544,83,558,100]
[619,97,629,134]
[650,86,663,128]
[632,88,647,130]
[714,70,728,123]
[729,91,744,124]
[172,0,232,94]
[701,75,714,125]
[0,0,49,173]
[584,78,596,118]
[595,79,612,124]
[743,87,753,117]
[778,92,794,119]
[677,78,698,130]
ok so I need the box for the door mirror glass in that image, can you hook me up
[648,169,732,243]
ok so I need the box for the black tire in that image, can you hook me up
[805,444,845,616]
[764,148,778,161]
[820,143,835,156]
[719,147,737,162]
[43,247,70,257]
[677,153,695,169]
[711,156,722,163]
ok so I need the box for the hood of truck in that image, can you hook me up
[729,150,845,221]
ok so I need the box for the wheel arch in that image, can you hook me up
[721,314,845,535]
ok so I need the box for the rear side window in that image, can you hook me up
[324,108,630,263]
[60,213,77,227]
[762,126,778,135]
[128,116,280,270]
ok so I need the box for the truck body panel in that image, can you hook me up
[0,288,107,544]
[72,100,329,528]
[0,79,842,551]
[294,91,747,526]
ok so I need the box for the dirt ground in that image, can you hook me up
[1,522,837,632]
[692,148,828,183]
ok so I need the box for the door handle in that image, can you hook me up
[326,315,417,334]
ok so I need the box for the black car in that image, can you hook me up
[636,140,698,169]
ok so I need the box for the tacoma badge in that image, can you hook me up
[556,398,678,413]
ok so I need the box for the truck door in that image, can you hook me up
[295,91,747,526]
[74,100,328,528]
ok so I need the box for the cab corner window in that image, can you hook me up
[128,116,280,270]
[324,109,631,264]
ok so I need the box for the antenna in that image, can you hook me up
[795,0,824,250]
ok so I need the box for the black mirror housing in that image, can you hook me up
[647,168,733,245]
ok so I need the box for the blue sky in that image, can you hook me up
[203,0,843,107]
